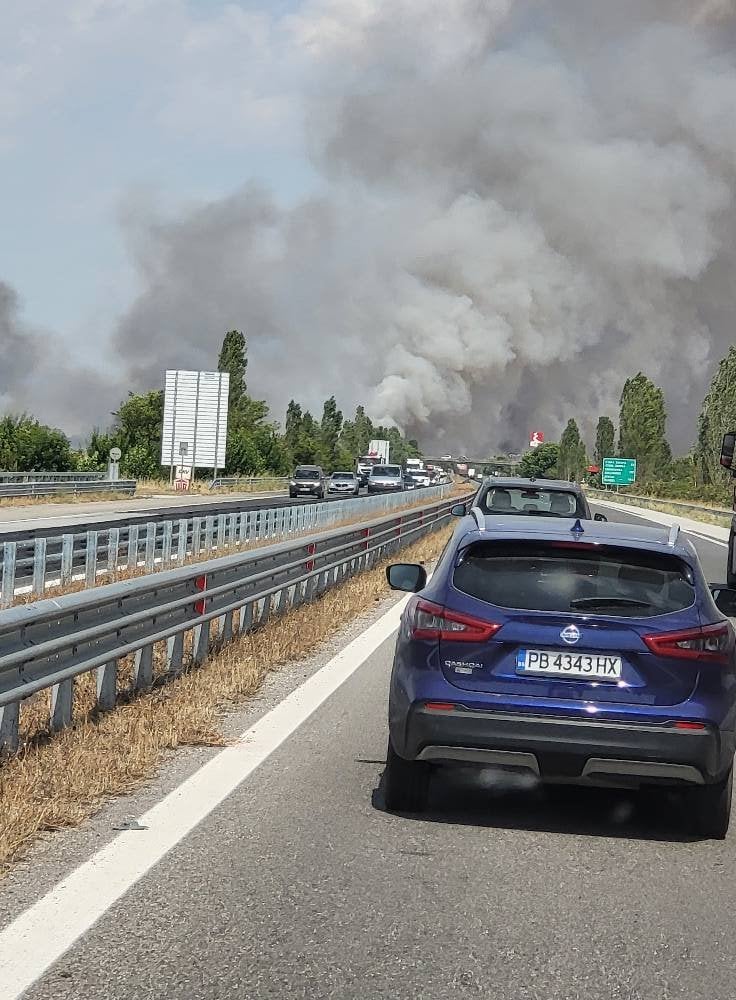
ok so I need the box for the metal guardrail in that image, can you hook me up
[0,471,107,483]
[210,475,289,490]
[586,489,733,520]
[0,493,462,751]
[0,483,452,605]
[0,480,136,499]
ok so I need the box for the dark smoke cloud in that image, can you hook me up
[97,0,736,450]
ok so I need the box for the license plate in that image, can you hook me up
[516,648,622,680]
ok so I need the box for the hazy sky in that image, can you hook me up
[2,1,736,453]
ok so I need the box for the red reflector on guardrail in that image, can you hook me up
[194,574,207,614]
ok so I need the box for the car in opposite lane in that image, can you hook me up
[328,471,360,497]
[289,466,326,499]
[385,514,736,838]
[367,464,404,494]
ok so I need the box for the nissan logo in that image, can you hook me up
[560,624,581,645]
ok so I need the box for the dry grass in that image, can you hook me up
[0,524,454,873]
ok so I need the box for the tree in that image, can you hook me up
[557,419,587,481]
[695,346,736,487]
[113,390,164,478]
[0,415,73,472]
[519,442,559,479]
[217,330,248,413]
[318,396,343,471]
[594,417,615,467]
[618,372,671,482]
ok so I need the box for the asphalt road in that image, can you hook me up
[3,505,736,1000]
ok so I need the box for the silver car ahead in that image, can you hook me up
[328,472,359,496]
[367,464,404,494]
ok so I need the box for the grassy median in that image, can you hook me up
[0,522,454,874]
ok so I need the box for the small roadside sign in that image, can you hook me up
[602,458,636,486]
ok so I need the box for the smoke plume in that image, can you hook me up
[22,0,736,452]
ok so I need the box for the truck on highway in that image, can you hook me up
[356,439,390,486]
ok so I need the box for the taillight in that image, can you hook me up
[410,598,501,642]
[643,622,733,663]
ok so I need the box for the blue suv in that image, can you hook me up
[385,515,736,838]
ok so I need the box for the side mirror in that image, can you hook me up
[709,586,736,617]
[451,503,467,517]
[386,563,427,593]
[720,432,736,471]
[594,512,607,522]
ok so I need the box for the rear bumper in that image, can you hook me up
[398,705,734,786]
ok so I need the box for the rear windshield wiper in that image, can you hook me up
[569,597,653,610]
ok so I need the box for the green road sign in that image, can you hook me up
[601,457,637,486]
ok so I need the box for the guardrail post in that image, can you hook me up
[50,679,73,731]
[167,632,185,674]
[145,522,156,573]
[192,517,202,556]
[1,541,17,608]
[228,513,237,549]
[205,515,215,553]
[220,610,234,643]
[162,521,173,568]
[127,525,139,570]
[177,519,188,564]
[0,702,20,752]
[237,512,248,545]
[239,602,254,634]
[96,660,117,710]
[108,527,120,576]
[193,621,210,664]
[277,586,289,615]
[32,537,47,597]
[259,594,272,625]
[85,530,98,587]
[217,514,226,551]
[60,534,74,585]
[134,644,154,690]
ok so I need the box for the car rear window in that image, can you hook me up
[479,487,584,517]
[373,466,401,476]
[453,542,695,617]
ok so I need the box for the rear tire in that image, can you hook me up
[685,766,733,839]
[384,741,430,812]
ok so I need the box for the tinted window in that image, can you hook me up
[453,542,695,617]
[332,473,355,480]
[373,466,401,476]
[294,467,320,478]
[479,487,584,517]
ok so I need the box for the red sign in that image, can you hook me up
[587,465,600,474]
[529,431,544,448]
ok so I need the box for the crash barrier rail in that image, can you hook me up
[0,493,464,751]
[0,480,136,499]
[0,483,452,606]
[585,488,732,520]
[0,471,107,483]
[209,475,289,490]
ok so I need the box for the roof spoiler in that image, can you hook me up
[471,507,485,532]
[667,523,680,547]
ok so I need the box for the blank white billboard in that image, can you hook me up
[161,370,230,471]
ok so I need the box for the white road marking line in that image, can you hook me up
[0,594,409,999]
[592,500,729,547]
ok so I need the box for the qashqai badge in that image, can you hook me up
[560,624,581,645]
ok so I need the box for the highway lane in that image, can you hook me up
[5,505,736,1000]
